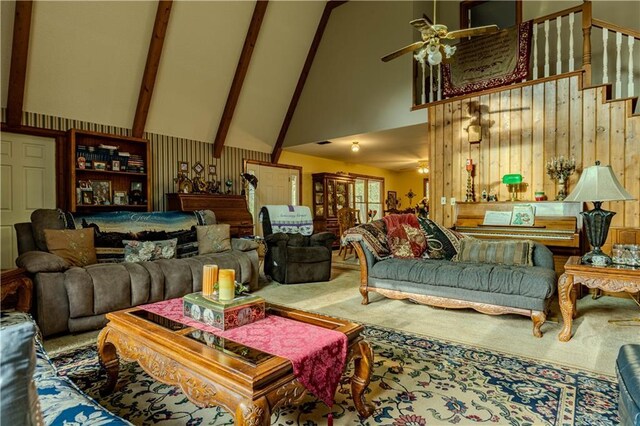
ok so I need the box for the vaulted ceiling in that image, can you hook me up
[1,0,429,170]
[2,1,637,171]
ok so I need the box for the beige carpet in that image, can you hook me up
[45,255,640,377]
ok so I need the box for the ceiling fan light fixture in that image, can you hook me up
[417,161,429,174]
[351,141,360,152]
[427,49,442,66]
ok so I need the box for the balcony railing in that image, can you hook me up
[412,1,639,109]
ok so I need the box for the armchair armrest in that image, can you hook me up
[16,251,69,274]
[231,238,258,252]
[264,233,290,245]
[310,232,336,249]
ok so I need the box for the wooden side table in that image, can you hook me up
[558,256,640,341]
[1,268,33,312]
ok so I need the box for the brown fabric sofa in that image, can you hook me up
[14,209,259,337]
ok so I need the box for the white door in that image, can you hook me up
[246,163,300,237]
[0,133,56,268]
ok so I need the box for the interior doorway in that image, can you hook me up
[1,133,56,268]
[244,161,302,237]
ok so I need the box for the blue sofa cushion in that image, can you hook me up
[369,258,556,299]
[617,344,640,426]
[0,311,42,426]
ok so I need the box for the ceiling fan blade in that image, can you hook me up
[445,24,499,39]
[381,41,425,62]
[410,18,432,32]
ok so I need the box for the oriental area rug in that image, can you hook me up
[51,325,618,425]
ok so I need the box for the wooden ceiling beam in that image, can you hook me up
[6,1,33,127]
[213,0,269,158]
[132,0,173,138]
[270,0,347,164]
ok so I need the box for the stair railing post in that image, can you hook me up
[581,0,592,86]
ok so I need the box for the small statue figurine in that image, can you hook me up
[225,178,233,195]
[481,189,488,202]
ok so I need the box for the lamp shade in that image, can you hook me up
[563,163,634,202]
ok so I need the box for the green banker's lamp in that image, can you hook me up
[563,161,635,265]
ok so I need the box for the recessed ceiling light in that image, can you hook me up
[351,141,360,152]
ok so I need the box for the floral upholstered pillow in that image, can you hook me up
[123,238,178,262]
[197,224,231,255]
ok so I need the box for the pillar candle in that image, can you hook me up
[202,265,218,296]
[218,269,235,301]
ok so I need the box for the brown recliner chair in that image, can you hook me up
[260,206,336,284]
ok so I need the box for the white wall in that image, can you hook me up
[284,1,428,148]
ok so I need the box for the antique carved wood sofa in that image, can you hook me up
[345,215,557,337]
[14,209,259,337]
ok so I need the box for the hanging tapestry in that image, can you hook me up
[442,20,533,97]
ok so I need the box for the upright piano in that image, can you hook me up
[166,193,254,237]
[454,201,585,274]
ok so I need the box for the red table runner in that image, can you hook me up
[139,298,348,407]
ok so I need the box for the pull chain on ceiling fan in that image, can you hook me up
[381,0,499,66]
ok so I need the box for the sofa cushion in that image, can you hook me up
[369,258,556,300]
[123,238,178,262]
[617,344,640,426]
[30,209,69,251]
[197,224,231,254]
[383,214,427,258]
[16,251,69,273]
[454,239,534,266]
[0,311,42,426]
[44,228,97,266]
[417,217,465,260]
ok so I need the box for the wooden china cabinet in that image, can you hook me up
[312,172,356,245]
[68,129,151,213]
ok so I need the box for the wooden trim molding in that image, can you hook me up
[270,0,347,164]
[132,0,173,138]
[213,0,269,158]
[6,1,33,127]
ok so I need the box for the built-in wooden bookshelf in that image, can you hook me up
[68,129,151,213]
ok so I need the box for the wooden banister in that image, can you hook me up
[592,18,640,40]
[581,0,593,87]
[532,4,583,25]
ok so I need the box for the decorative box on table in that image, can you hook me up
[183,292,265,330]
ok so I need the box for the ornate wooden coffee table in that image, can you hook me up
[98,303,373,425]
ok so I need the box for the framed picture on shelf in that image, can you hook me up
[94,161,107,171]
[82,191,94,205]
[208,164,216,175]
[91,180,112,205]
[113,191,128,205]
[178,161,189,173]
[78,180,92,190]
[111,159,121,172]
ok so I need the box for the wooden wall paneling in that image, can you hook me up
[568,76,583,191]
[443,102,453,224]
[478,94,490,198]
[595,87,612,215]
[520,86,533,200]
[451,99,462,206]
[543,80,557,199]
[510,88,523,197]
[610,101,626,227]
[582,87,597,174]
[556,77,570,160]
[468,96,480,202]
[499,91,511,201]
[434,104,445,224]
[531,83,545,200]
[624,117,639,227]
[488,92,501,199]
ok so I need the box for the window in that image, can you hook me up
[354,176,384,222]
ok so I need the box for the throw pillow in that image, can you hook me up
[30,209,70,252]
[454,239,534,266]
[197,224,231,254]
[123,238,178,262]
[383,214,427,258]
[417,217,466,260]
[43,228,97,267]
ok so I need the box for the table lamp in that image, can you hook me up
[563,161,635,265]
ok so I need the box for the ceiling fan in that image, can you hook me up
[381,1,499,66]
